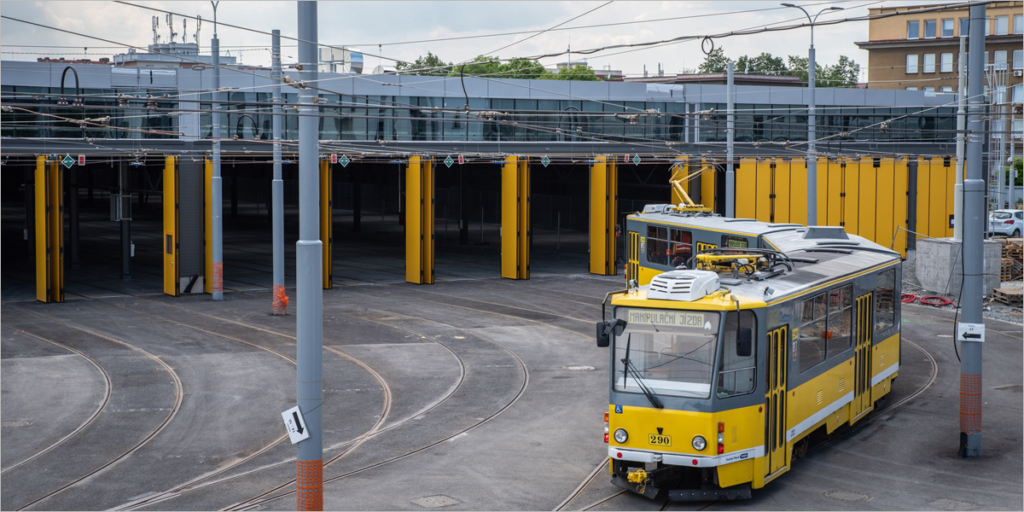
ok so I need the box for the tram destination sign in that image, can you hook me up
[627,310,709,330]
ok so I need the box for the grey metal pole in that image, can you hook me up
[959,2,985,459]
[726,61,735,218]
[70,166,79,269]
[272,29,286,315]
[120,162,131,281]
[296,2,323,509]
[807,44,817,226]
[211,1,224,300]
[954,36,967,240]
[999,96,1008,209]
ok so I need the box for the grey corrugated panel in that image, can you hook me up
[177,158,205,277]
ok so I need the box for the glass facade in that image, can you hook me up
[1,85,959,144]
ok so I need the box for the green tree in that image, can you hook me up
[787,54,861,87]
[395,52,452,76]
[820,55,861,87]
[735,52,788,75]
[447,56,598,81]
[498,59,548,79]
[447,55,502,77]
[543,65,600,81]
[698,47,730,74]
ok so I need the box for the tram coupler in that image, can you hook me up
[611,474,660,500]
[611,464,681,500]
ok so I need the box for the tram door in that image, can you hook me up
[765,326,788,477]
[627,231,639,283]
[852,293,874,421]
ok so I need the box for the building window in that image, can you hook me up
[985,17,990,36]
[923,87,935,93]
[907,54,919,74]
[1014,50,1023,70]
[994,50,1007,70]
[1015,14,1023,34]
[1013,119,1023,140]
[940,86,953,92]
[1014,84,1024,103]
[924,19,936,38]
[995,15,1008,35]
[906,87,919,91]
[941,19,954,37]
[907,20,920,39]
[941,53,953,73]
[960,18,969,36]
[923,53,936,73]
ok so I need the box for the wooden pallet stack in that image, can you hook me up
[992,287,1023,306]
[1000,239,1023,281]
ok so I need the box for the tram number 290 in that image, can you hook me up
[648,434,672,447]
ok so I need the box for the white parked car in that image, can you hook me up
[988,209,1023,238]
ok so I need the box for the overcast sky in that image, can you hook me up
[1,1,952,78]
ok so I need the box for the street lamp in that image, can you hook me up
[782,3,843,227]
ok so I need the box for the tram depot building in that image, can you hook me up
[0,47,977,299]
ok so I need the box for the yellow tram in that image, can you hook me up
[624,204,804,287]
[596,225,901,500]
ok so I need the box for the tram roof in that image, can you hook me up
[723,229,900,304]
[626,209,804,238]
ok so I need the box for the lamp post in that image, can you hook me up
[782,3,843,227]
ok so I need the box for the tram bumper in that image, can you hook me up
[668,484,752,501]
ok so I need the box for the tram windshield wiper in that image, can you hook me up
[620,335,663,409]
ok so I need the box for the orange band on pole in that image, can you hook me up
[296,459,323,511]
[212,261,224,293]
[273,284,289,315]
[960,373,982,434]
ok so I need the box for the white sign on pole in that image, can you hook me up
[281,406,310,444]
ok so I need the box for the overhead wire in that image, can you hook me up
[1,2,991,159]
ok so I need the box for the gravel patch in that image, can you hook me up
[902,261,1023,325]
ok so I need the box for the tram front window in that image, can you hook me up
[613,308,720,399]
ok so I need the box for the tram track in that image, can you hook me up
[93,297,397,511]
[0,325,113,475]
[220,306,531,511]
[83,292,520,511]
[4,305,185,512]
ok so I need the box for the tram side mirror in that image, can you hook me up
[737,328,753,357]
[596,319,627,348]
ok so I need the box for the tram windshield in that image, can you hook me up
[613,308,721,399]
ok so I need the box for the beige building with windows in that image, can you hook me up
[856,2,1022,146]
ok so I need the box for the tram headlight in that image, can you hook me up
[613,429,629,443]
[692,435,707,451]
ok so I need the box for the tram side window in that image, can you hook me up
[875,269,896,331]
[721,235,749,249]
[718,310,757,397]
[827,285,853,358]
[646,226,668,265]
[798,294,827,372]
[670,228,692,267]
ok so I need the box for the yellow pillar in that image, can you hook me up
[163,155,179,296]
[320,158,333,289]
[670,156,689,205]
[405,156,435,284]
[34,156,64,303]
[204,158,213,294]
[589,155,617,275]
[501,156,530,279]
[700,158,716,213]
